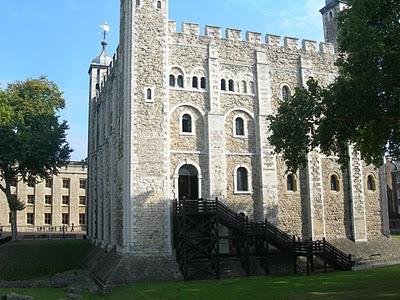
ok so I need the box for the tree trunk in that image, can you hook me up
[2,180,20,242]
[10,209,18,242]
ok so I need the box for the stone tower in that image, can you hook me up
[320,0,348,45]
[88,39,112,241]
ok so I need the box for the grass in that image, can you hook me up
[391,234,400,241]
[88,266,400,300]
[1,241,399,299]
[2,266,400,299]
[0,288,66,300]
[0,240,91,281]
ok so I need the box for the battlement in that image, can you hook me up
[168,20,336,54]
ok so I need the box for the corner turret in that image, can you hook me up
[320,0,348,45]
[88,23,112,100]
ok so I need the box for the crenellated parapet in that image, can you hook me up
[168,20,336,55]
[96,48,120,95]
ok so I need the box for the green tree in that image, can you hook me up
[268,0,400,171]
[0,77,72,241]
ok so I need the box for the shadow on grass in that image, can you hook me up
[0,240,91,281]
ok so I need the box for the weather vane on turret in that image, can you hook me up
[100,22,110,41]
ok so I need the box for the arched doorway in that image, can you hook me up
[178,164,199,200]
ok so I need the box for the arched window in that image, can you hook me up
[287,174,296,191]
[237,167,249,192]
[177,75,184,88]
[169,75,176,87]
[235,117,245,136]
[367,175,376,191]
[192,76,198,88]
[157,1,162,9]
[330,175,339,192]
[228,79,235,92]
[136,0,140,6]
[249,81,255,94]
[282,85,290,101]
[182,114,192,133]
[221,79,226,91]
[200,77,206,89]
[241,81,247,94]
[329,11,333,19]
[146,88,152,100]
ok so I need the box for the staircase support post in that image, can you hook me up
[215,209,220,280]
[245,216,250,276]
[310,238,314,273]
[323,237,327,273]
[182,200,188,280]
[293,235,297,274]
[265,219,270,275]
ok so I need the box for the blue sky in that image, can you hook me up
[0,0,326,161]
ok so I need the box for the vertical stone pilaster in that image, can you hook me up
[306,152,325,240]
[255,50,279,224]
[348,145,367,242]
[379,165,390,236]
[300,56,325,240]
[207,42,227,200]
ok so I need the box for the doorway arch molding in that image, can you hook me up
[173,160,203,200]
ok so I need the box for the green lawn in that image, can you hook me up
[0,240,91,281]
[391,234,400,241]
[2,266,400,300]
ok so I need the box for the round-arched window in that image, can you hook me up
[177,75,184,88]
[237,167,249,192]
[367,175,376,191]
[228,79,235,92]
[235,117,245,136]
[330,174,339,192]
[282,85,290,101]
[192,76,199,89]
[287,174,296,192]
[182,114,192,133]
[221,79,227,91]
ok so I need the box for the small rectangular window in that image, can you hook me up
[79,179,87,189]
[45,178,53,188]
[79,213,86,225]
[62,195,70,205]
[44,213,52,225]
[45,195,52,205]
[62,213,69,225]
[27,213,34,225]
[62,178,70,189]
[79,196,86,206]
[27,195,35,205]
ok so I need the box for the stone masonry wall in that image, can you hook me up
[363,164,382,236]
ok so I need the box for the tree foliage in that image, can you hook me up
[268,0,400,171]
[0,77,72,240]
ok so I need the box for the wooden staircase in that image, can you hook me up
[173,198,353,281]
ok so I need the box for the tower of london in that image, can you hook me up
[87,0,389,282]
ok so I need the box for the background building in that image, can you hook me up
[0,161,87,233]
